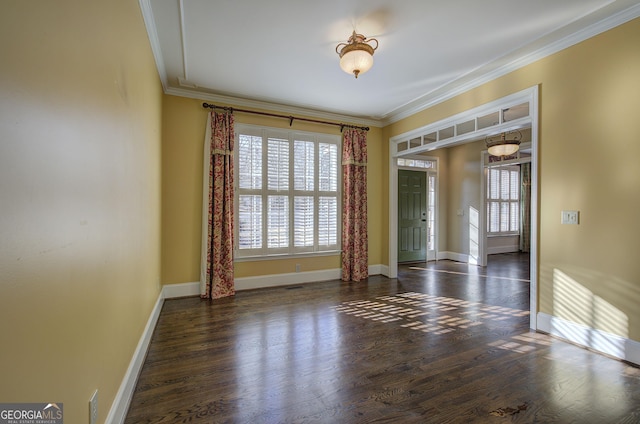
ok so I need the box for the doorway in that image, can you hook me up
[398,169,426,263]
[483,152,532,266]
[387,86,539,330]
[398,169,437,263]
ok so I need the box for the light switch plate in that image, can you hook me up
[561,210,579,225]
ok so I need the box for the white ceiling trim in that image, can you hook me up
[140,0,640,128]
[178,0,188,81]
[139,0,168,92]
[383,2,640,125]
[165,87,384,128]
[390,86,537,156]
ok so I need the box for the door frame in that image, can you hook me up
[387,86,539,330]
[481,148,532,266]
[397,165,438,264]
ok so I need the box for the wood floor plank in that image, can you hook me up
[125,253,640,423]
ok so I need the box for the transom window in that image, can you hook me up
[487,166,520,234]
[396,158,436,168]
[235,124,341,258]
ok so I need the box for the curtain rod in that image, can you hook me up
[202,102,369,132]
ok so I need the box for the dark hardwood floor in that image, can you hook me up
[125,253,640,423]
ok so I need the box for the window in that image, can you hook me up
[487,166,519,234]
[397,158,436,169]
[235,124,341,258]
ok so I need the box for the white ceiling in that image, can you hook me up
[140,0,640,125]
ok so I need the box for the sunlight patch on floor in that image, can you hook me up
[332,292,530,337]
[409,267,530,283]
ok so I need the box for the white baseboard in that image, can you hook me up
[487,246,520,255]
[487,235,519,255]
[376,264,390,278]
[106,263,389,422]
[106,291,164,424]
[161,265,387,297]
[537,312,640,366]
[235,264,386,290]
[162,281,201,298]
[105,273,639,424]
[437,251,469,263]
[236,268,341,290]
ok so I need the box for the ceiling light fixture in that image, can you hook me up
[486,131,522,157]
[336,31,378,79]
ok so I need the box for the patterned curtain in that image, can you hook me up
[520,162,531,253]
[200,110,235,299]
[342,128,368,282]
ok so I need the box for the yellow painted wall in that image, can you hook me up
[380,127,392,267]
[434,130,530,257]
[161,96,204,283]
[536,18,640,341]
[385,18,640,341]
[444,140,486,256]
[2,2,635,423]
[0,1,162,423]
[161,95,383,283]
[433,148,450,255]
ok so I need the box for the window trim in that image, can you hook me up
[234,123,342,260]
[486,164,520,236]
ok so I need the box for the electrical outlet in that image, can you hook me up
[89,390,98,424]
[561,210,579,225]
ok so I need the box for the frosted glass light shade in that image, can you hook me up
[336,31,378,78]
[486,132,521,157]
[339,49,374,78]
[487,142,519,157]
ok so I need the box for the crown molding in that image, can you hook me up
[141,0,639,128]
[382,2,640,125]
[140,0,381,127]
[165,87,384,128]
[139,0,168,92]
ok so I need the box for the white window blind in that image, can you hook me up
[238,134,262,190]
[268,138,289,191]
[294,140,314,191]
[318,196,337,246]
[238,195,262,249]
[235,125,341,258]
[487,166,520,234]
[319,143,339,191]
[267,195,288,248]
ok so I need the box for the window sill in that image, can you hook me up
[235,250,342,262]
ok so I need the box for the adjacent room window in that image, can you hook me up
[235,124,341,258]
[486,165,520,234]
